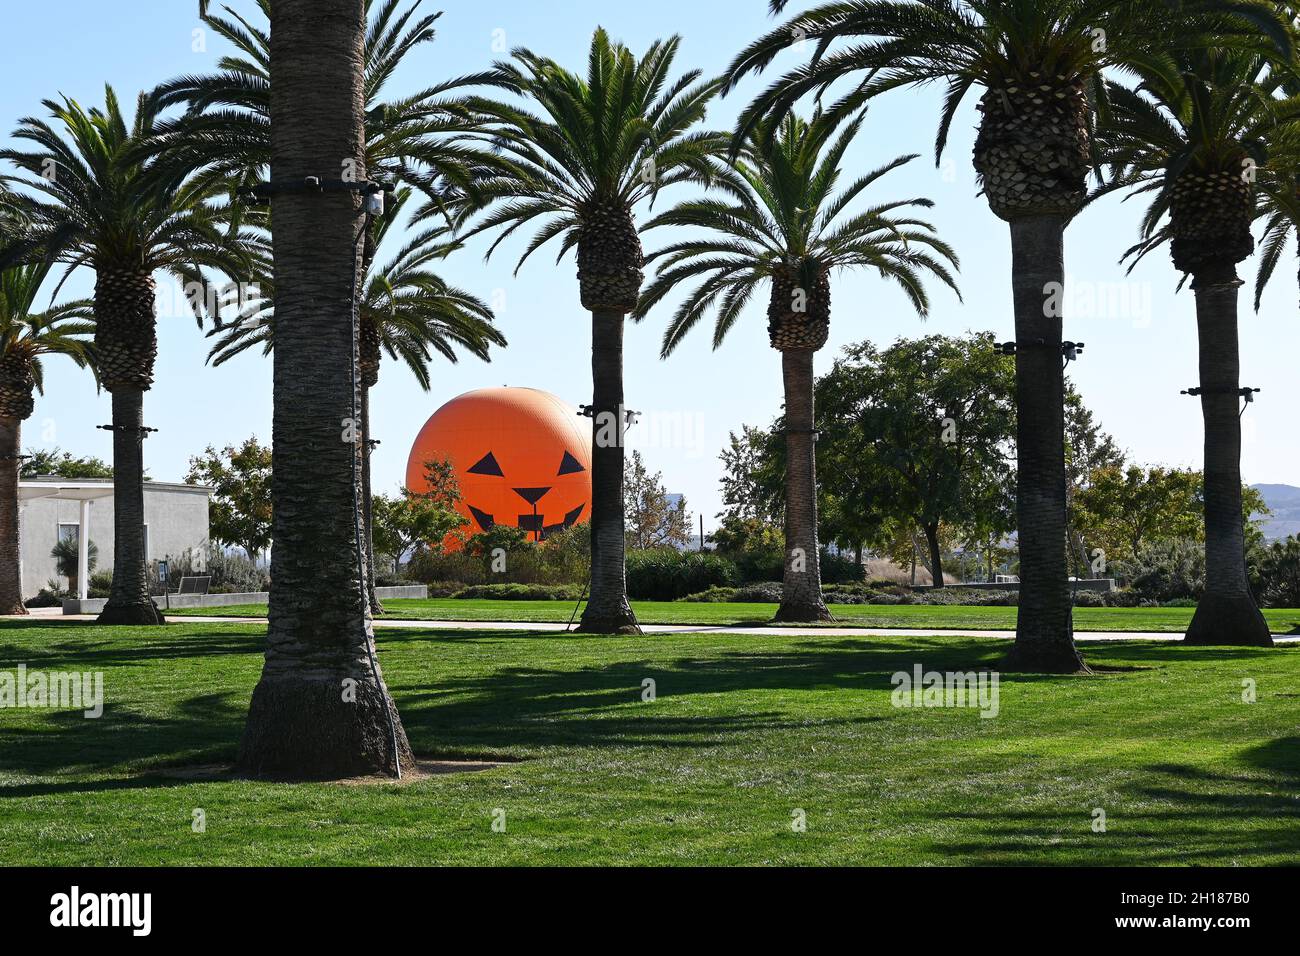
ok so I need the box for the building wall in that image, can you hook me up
[19,483,211,599]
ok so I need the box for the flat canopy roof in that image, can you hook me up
[18,479,214,502]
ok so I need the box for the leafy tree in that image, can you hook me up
[816,333,1015,587]
[410,455,462,512]
[20,447,112,479]
[624,451,690,550]
[185,437,272,562]
[1074,465,1203,566]
[717,425,783,527]
[371,489,465,575]
[1075,464,1269,568]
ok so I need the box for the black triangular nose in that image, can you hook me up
[513,486,551,505]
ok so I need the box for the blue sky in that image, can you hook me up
[5,0,1299,529]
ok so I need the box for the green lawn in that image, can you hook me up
[1,618,1297,865]
[164,597,1300,633]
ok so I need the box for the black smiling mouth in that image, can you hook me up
[467,503,585,538]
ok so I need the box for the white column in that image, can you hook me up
[78,499,90,601]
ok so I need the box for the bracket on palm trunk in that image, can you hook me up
[97,424,158,437]
[1181,385,1259,416]
[785,427,822,442]
[237,177,395,215]
[995,339,1084,370]
[994,339,1085,359]
[579,405,641,429]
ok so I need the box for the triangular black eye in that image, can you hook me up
[467,452,504,477]
[558,450,585,475]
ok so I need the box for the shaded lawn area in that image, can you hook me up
[165,597,1300,634]
[0,618,1297,865]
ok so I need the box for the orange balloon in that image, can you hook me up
[405,387,593,549]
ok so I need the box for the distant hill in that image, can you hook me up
[1252,484,1300,541]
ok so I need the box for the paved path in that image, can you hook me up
[17,608,1294,642]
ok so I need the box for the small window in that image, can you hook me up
[57,522,79,545]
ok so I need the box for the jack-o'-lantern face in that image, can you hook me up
[459,445,588,538]
[406,387,593,547]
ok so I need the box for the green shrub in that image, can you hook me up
[626,549,739,600]
[456,582,581,601]
[407,524,589,587]
[1252,536,1300,608]
[729,546,784,583]
[820,550,864,585]
[679,586,741,603]
[1112,540,1203,601]
[419,580,465,598]
[1162,597,1198,608]
[1070,589,1105,607]
[88,570,113,599]
[24,582,64,608]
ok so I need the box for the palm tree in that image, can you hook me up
[166,0,505,205]
[456,28,723,634]
[634,105,960,621]
[0,88,260,625]
[0,261,94,613]
[205,188,506,611]
[163,0,510,613]
[234,0,414,779]
[723,0,1292,672]
[1096,48,1298,646]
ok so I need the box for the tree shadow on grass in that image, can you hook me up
[0,692,248,798]
[0,621,264,668]
[922,737,1300,864]
[391,633,1088,755]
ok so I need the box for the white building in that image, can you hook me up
[18,478,213,600]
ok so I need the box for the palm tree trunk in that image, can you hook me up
[96,388,162,625]
[1185,268,1271,646]
[0,416,26,614]
[576,309,640,634]
[362,384,383,615]
[236,0,414,778]
[774,348,831,622]
[924,523,945,589]
[1002,215,1085,672]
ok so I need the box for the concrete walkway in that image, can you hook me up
[16,607,1294,642]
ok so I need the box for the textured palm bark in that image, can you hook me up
[359,229,384,617]
[361,383,383,615]
[1185,267,1272,646]
[0,417,26,614]
[235,0,414,778]
[774,349,831,623]
[575,309,640,634]
[96,388,163,625]
[1001,216,1086,673]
